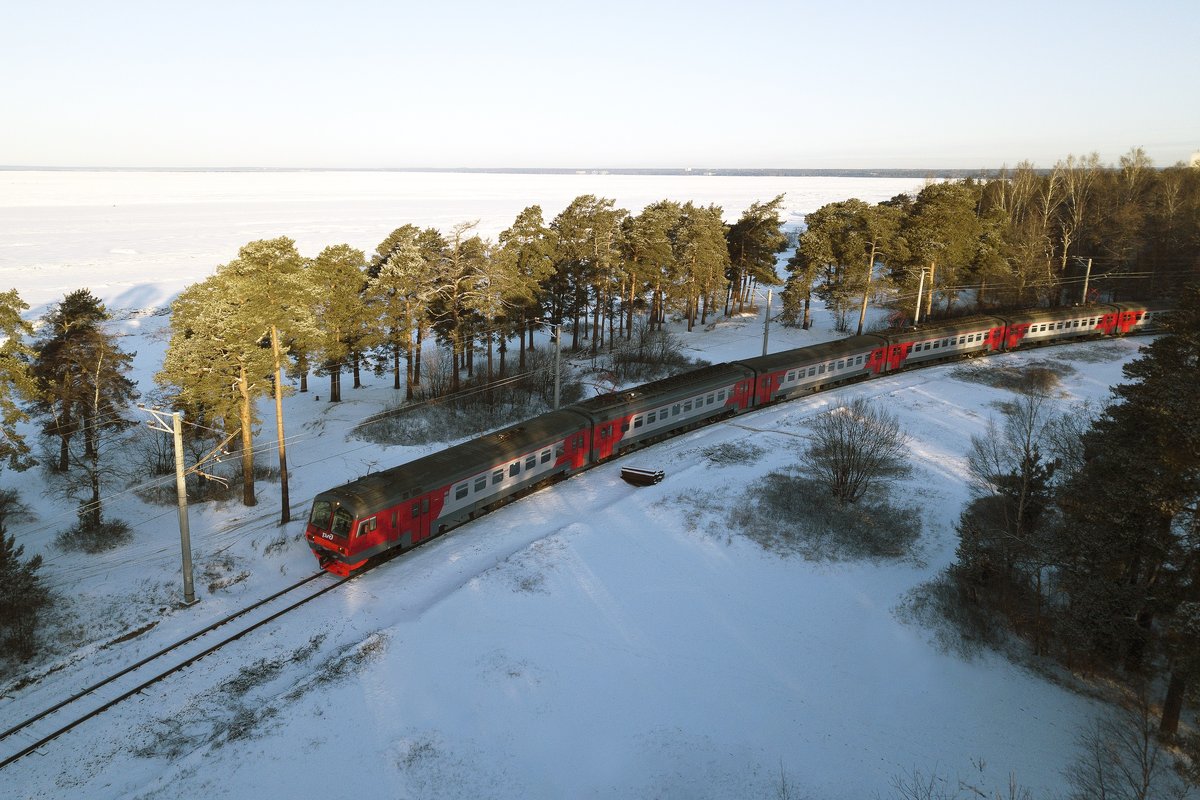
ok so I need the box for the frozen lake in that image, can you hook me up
[0,170,920,313]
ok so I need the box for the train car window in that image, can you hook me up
[856,355,863,365]
[412,502,419,519]
[493,469,504,485]
[634,417,643,428]
[707,394,715,404]
[542,449,551,462]
[925,343,931,350]
[647,411,656,423]
[422,498,430,514]
[932,341,940,349]
[718,390,726,401]
[509,462,520,477]
[357,521,370,538]
[526,455,537,470]
[786,371,794,381]
[809,367,817,376]
[474,476,486,492]
[309,500,333,529]
[455,484,468,500]
[672,404,681,416]
[331,509,353,537]
[683,401,693,412]
[391,511,397,528]
[555,443,566,458]
[621,421,630,432]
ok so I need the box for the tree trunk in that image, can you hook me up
[627,280,636,338]
[299,370,307,393]
[701,293,709,325]
[593,286,602,354]
[414,327,422,384]
[572,305,580,350]
[803,296,811,329]
[519,316,526,369]
[239,363,256,507]
[466,337,474,378]
[405,332,415,401]
[352,351,361,389]
[89,458,101,528]
[1160,669,1191,735]
[59,433,70,472]
[393,339,401,390]
[270,326,290,524]
[498,334,507,377]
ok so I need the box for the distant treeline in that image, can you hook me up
[783,148,1200,332]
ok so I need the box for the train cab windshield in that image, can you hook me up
[309,500,354,538]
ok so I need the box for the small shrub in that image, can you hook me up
[54,515,133,553]
[698,441,766,467]
[731,471,921,560]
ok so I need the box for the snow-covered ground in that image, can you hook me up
[0,172,1144,798]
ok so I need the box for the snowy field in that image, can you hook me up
[0,172,1143,798]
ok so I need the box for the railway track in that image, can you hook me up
[0,571,347,769]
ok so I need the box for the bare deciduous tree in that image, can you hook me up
[800,397,910,505]
[1063,688,1190,800]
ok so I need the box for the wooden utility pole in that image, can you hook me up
[925,260,936,318]
[914,269,927,325]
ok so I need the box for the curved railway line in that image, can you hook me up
[0,322,1162,771]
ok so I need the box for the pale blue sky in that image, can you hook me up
[2,0,1196,169]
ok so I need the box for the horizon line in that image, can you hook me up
[0,165,1031,178]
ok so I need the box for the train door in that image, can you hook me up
[417,497,432,542]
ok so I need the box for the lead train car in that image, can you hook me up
[305,300,1172,574]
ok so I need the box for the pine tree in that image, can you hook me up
[0,289,38,473]
[216,237,311,523]
[725,194,787,314]
[54,325,139,534]
[428,221,483,392]
[366,240,428,398]
[157,275,275,507]
[1052,287,1200,678]
[497,206,556,369]
[677,203,730,330]
[30,289,109,471]
[307,244,370,403]
[0,489,47,660]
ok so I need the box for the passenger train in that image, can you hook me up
[305,301,1170,575]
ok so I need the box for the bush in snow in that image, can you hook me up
[731,471,921,561]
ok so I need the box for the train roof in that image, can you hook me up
[569,362,753,416]
[736,334,887,372]
[883,313,1007,338]
[317,408,591,516]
